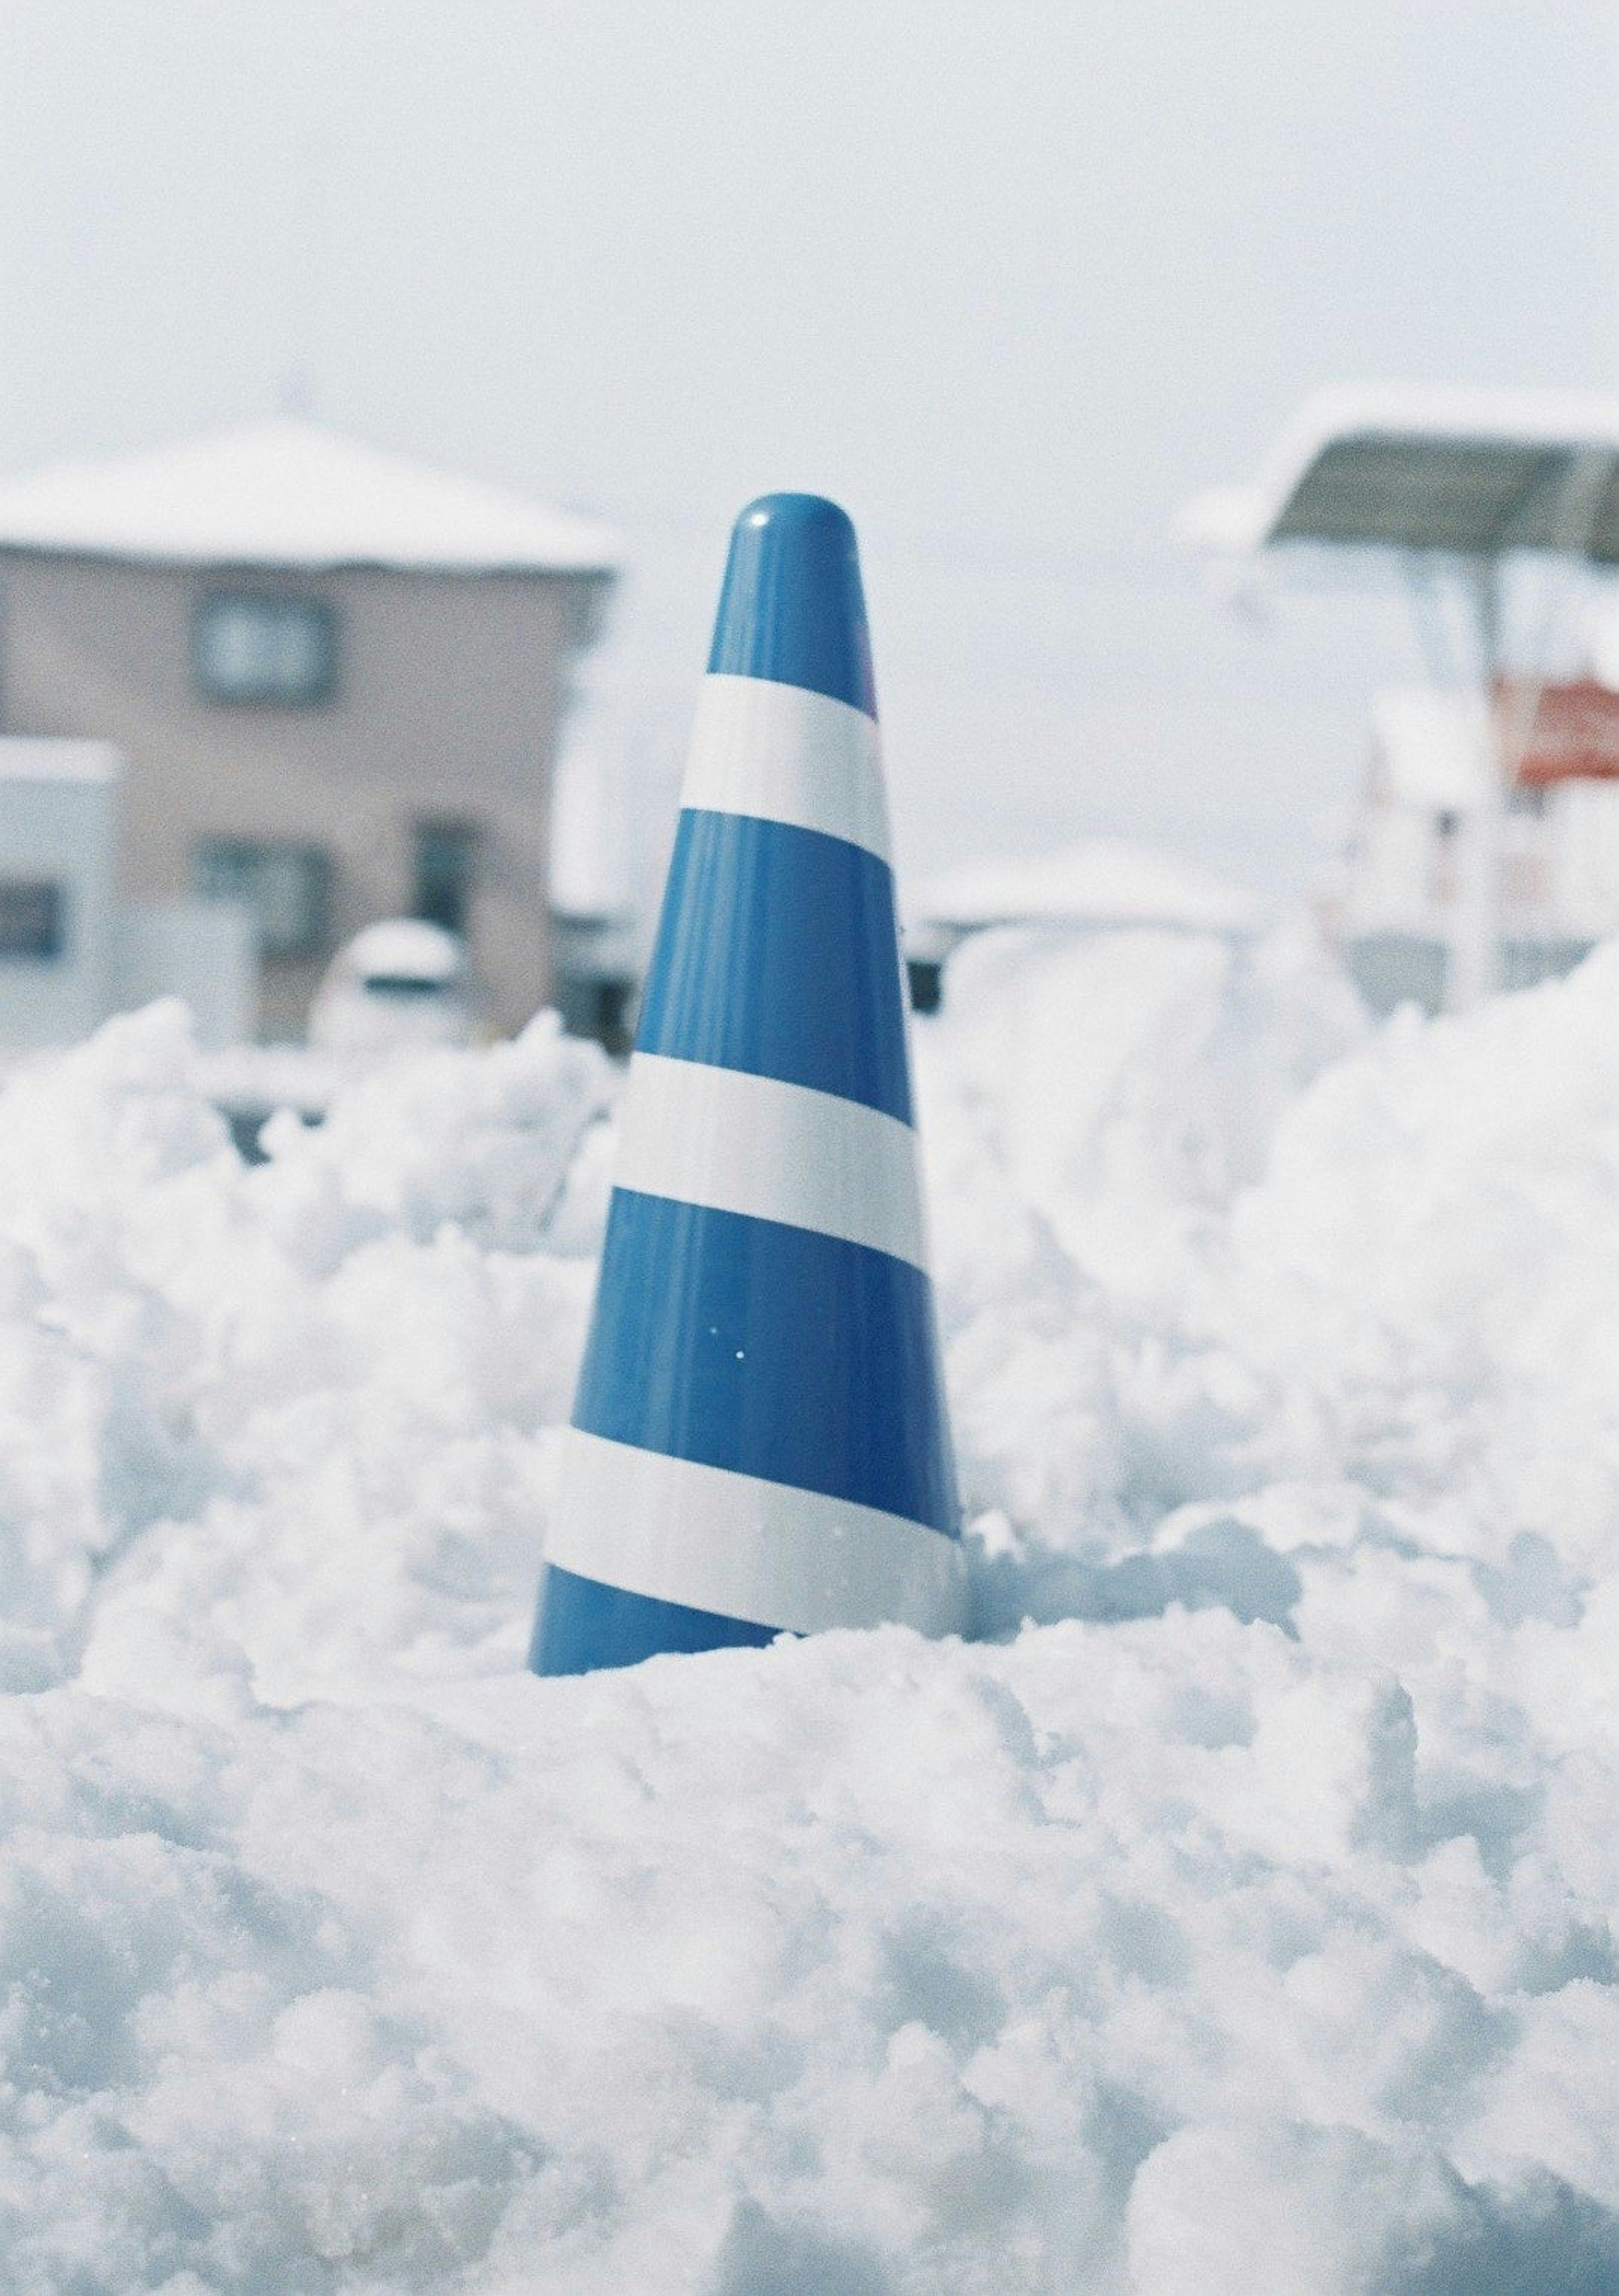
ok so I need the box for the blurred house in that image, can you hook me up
[1327,680,1619,1012]
[546,653,644,1054]
[0,421,620,1038]
[0,738,254,1050]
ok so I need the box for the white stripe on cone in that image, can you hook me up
[613,1052,928,1268]
[680,675,891,861]
[546,1429,968,1637]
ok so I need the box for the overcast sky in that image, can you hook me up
[1,2,1615,898]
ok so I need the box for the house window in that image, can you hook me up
[194,593,336,705]
[195,839,332,959]
[411,817,479,936]
[0,879,64,959]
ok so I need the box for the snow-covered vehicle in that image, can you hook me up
[307,917,479,1057]
[904,837,1260,1010]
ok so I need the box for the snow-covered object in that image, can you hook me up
[5,937,1619,2285]
[333,918,467,986]
[912,837,1259,939]
[307,919,478,1059]
[0,419,621,573]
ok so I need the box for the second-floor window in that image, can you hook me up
[194,593,337,706]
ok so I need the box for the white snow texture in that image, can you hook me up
[1,929,1619,2293]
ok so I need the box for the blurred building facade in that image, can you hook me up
[0,739,255,1050]
[0,421,619,1038]
[1327,679,1619,1012]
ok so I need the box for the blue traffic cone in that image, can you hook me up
[531,494,966,1675]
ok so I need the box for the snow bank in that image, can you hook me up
[2,937,1619,2291]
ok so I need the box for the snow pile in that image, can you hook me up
[0,1004,613,1707]
[2,937,1619,2290]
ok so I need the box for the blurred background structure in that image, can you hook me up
[0,1,1615,1050]
[0,420,617,1039]
[1183,385,1619,1015]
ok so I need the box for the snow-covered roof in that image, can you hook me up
[0,420,622,575]
[1180,383,1619,561]
[1370,689,1492,811]
[339,919,467,982]
[909,838,1260,938]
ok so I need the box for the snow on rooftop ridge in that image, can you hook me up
[1178,380,1619,556]
[910,837,1260,937]
[1175,482,1267,554]
[0,420,623,574]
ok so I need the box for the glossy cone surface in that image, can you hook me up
[532,495,965,1674]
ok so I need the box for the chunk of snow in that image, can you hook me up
[0,927,1614,2287]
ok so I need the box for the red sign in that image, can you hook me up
[1498,678,1619,787]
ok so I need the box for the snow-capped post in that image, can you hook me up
[530,493,967,1674]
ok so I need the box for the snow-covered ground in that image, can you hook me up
[2,927,1619,2293]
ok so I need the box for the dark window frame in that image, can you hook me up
[411,816,480,938]
[192,590,339,708]
[0,878,65,961]
[194,837,334,961]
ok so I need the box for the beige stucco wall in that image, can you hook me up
[0,550,610,1037]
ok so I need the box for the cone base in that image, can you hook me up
[530,1561,783,1677]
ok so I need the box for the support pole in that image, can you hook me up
[1446,560,1504,1012]
[1444,449,1616,1010]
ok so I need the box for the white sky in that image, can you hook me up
[1,1,1616,899]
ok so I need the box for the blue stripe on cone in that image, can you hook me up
[636,810,914,1126]
[531,1564,780,1677]
[573,1190,960,1537]
[707,494,877,718]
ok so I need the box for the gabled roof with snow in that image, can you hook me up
[0,420,622,576]
[1180,383,1619,561]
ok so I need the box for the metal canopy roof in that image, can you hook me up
[1182,385,1619,563]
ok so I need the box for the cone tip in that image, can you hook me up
[734,491,855,540]
[708,493,876,719]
